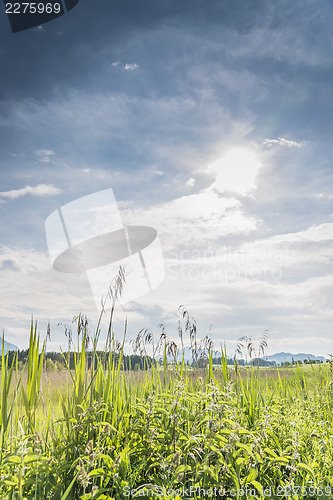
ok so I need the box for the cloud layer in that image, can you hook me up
[1,0,333,355]
[0,184,62,199]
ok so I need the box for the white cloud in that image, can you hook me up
[0,246,100,348]
[226,7,332,69]
[111,61,140,71]
[0,259,20,272]
[270,223,333,243]
[0,184,62,199]
[124,63,139,71]
[225,224,333,280]
[263,137,307,148]
[186,178,195,187]
[1,217,333,354]
[119,188,260,257]
[0,246,48,273]
[0,87,251,180]
[111,61,139,71]
[35,149,55,163]
[132,255,333,356]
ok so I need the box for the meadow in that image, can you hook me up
[1,307,333,499]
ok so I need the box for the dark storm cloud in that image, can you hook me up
[0,0,271,100]
[1,0,332,135]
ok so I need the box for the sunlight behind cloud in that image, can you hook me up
[210,148,261,196]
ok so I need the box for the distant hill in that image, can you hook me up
[265,352,326,365]
[170,348,327,366]
[0,337,18,354]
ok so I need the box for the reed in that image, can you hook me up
[0,303,332,498]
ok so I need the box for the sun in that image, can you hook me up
[209,148,261,196]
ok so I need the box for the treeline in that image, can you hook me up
[280,359,324,367]
[1,349,156,371]
[212,356,276,367]
[4,349,323,371]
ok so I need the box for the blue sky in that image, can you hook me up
[1,0,333,356]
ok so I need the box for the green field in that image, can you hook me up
[1,318,333,499]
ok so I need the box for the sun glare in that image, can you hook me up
[210,148,261,196]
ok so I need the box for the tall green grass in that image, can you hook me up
[1,310,333,499]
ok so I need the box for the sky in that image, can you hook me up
[1,0,333,357]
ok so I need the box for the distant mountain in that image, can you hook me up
[162,347,327,365]
[265,352,326,365]
[0,337,18,354]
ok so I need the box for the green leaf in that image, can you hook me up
[4,478,19,486]
[250,480,263,494]
[89,468,106,477]
[297,462,315,477]
[235,442,255,460]
[23,454,45,464]
[7,456,21,464]
[198,465,218,482]
[60,472,79,500]
[263,447,277,458]
[246,467,258,482]
[174,465,192,474]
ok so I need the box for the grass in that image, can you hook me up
[0,322,333,499]
[0,271,333,499]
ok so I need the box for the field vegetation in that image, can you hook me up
[1,275,333,499]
